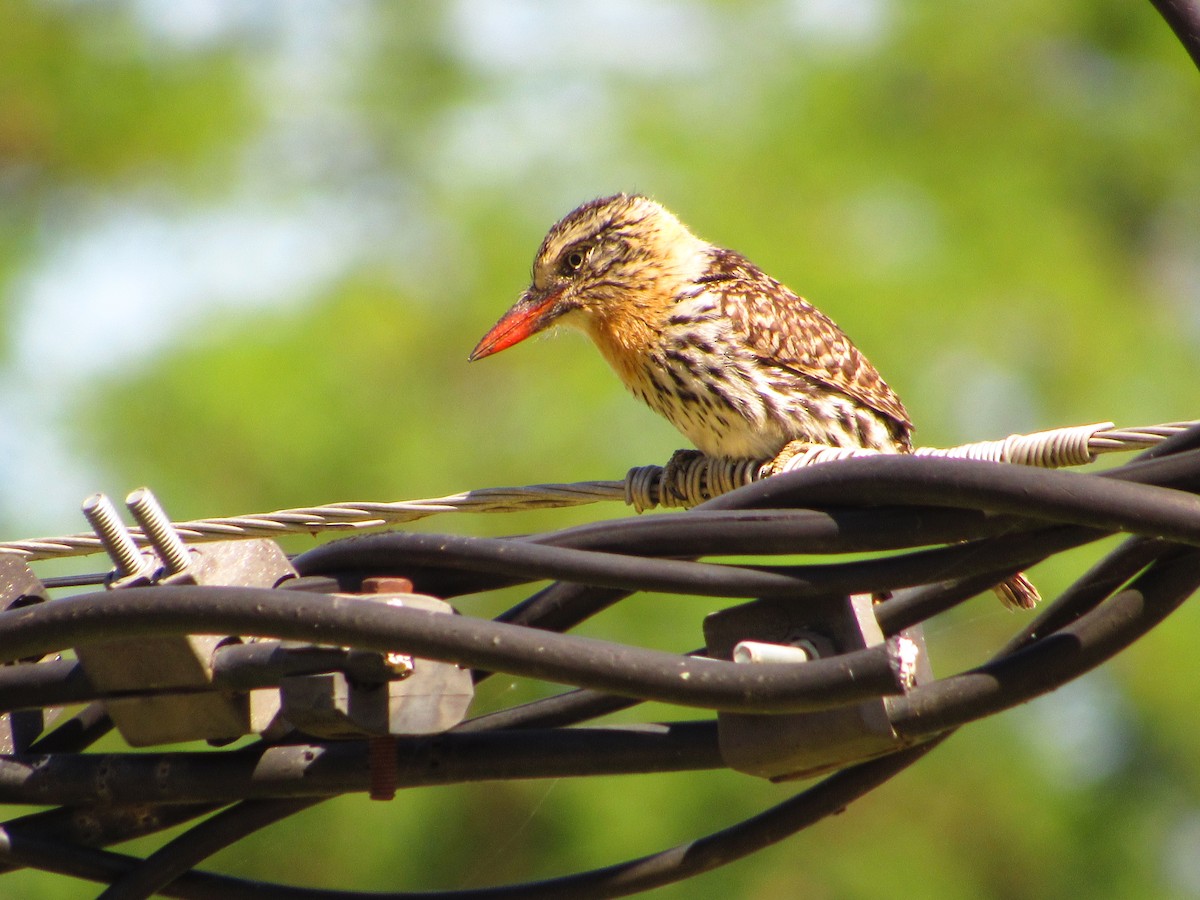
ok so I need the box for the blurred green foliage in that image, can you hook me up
[1,1,1199,897]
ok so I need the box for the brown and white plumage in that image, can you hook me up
[470,193,1038,609]
[471,193,910,459]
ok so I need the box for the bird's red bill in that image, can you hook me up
[469,292,562,361]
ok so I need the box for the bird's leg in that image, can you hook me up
[761,440,826,477]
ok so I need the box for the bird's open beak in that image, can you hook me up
[469,287,566,361]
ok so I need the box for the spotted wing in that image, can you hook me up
[706,249,913,440]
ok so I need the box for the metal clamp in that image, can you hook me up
[74,489,297,746]
[0,555,54,752]
[705,594,932,781]
[279,577,474,740]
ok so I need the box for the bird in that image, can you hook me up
[469,193,1039,609]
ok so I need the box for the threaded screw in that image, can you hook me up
[126,487,191,576]
[81,493,145,578]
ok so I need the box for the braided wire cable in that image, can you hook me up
[624,420,1197,511]
[0,420,1194,563]
[0,483,628,562]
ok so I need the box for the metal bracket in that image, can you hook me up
[704,594,932,781]
[0,555,55,752]
[70,490,474,748]
[73,491,297,746]
[279,577,475,739]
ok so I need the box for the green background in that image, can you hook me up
[2,1,1199,897]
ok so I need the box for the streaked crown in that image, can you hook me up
[530,193,708,308]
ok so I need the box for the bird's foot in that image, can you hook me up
[762,440,825,476]
[660,449,706,507]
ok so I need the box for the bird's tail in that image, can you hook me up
[992,573,1041,610]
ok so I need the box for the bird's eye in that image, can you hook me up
[562,247,588,274]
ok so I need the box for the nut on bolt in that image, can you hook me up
[385,652,415,677]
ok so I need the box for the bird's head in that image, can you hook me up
[469,194,708,361]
